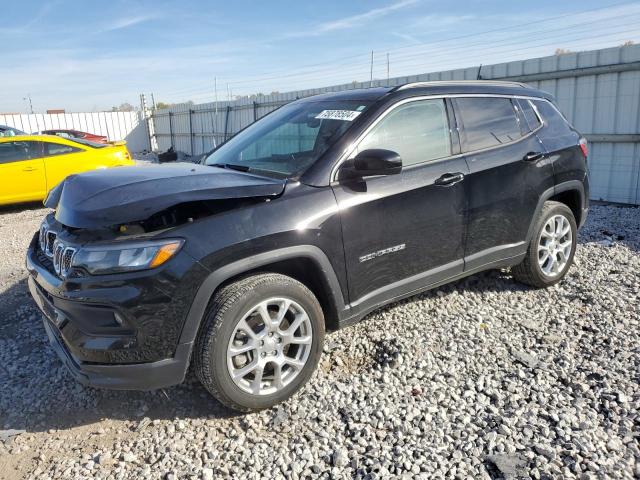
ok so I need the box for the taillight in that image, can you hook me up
[579,138,588,159]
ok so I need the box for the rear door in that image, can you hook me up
[0,140,46,205]
[453,96,554,270]
[332,98,468,308]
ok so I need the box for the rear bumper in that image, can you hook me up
[30,275,191,390]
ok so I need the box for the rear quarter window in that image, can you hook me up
[531,100,573,135]
[454,97,524,152]
[43,142,83,156]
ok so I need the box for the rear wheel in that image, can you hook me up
[194,273,324,412]
[512,201,577,288]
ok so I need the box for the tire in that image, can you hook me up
[194,273,325,412]
[512,201,577,288]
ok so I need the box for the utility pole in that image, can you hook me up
[150,92,157,110]
[214,77,219,113]
[213,77,219,148]
[369,50,374,88]
[386,53,390,86]
[140,93,157,152]
[23,94,34,114]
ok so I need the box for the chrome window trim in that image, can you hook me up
[521,98,544,130]
[330,94,550,182]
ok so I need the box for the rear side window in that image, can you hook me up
[454,97,523,152]
[43,142,82,157]
[358,99,451,166]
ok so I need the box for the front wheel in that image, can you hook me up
[194,273,325,412]
[512,201,577,288]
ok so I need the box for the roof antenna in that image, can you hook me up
[476,64,483,80]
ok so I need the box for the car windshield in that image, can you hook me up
[204,99,372,178]
[0,126,26,137]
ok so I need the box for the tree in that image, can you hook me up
[621,40,635,47]
[154,100,193,110]
[111,102,135,112]
[554,48,572,55]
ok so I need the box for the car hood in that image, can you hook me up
[45,163,286,229]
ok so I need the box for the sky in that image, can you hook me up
[2,0,640,112]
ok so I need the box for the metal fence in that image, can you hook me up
[0,111,150,153]
[152,44,640,204]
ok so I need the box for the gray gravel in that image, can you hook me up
[0,203,638,479]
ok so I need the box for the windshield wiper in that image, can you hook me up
[211,163,251,172]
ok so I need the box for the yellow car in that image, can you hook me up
[0,135,135,206]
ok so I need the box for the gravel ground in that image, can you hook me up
[0,203,638,480]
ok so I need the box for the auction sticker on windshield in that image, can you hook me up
[315,110,362,121]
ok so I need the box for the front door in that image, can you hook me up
[0,140,46,205]
[332,98,468,310]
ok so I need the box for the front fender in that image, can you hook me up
[177,245,346,348]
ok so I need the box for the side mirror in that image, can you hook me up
[351,149,402,177]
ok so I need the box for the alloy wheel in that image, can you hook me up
[226,297,313,396]
[538,214,573,277]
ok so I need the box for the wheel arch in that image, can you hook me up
[526,180,586,243]
[178,246,346,350]
[548,187,583,227]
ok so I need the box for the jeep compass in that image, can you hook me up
[26,81,589,411]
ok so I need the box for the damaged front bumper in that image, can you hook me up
[35,300,191,390]
[26,233,206,390]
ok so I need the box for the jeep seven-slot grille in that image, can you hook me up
[37,225,76,278]
[39,229,58,257]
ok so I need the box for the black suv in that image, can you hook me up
[27,81,589,411]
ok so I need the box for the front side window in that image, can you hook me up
[357,99,451,166]
[455,97,523,152]
[205,100,372,178]
[0,141,42,164]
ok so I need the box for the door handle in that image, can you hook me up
[22,167,36,172]
[435,172,465,186]
[523,152,544,162]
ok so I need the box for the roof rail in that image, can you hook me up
[393,80,531,91]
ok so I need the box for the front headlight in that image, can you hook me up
[72,239,184,275]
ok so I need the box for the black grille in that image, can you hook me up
[36,224,77,278]
[45,231,57,256]
[35,243,56,274]
[62,248,74,274]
